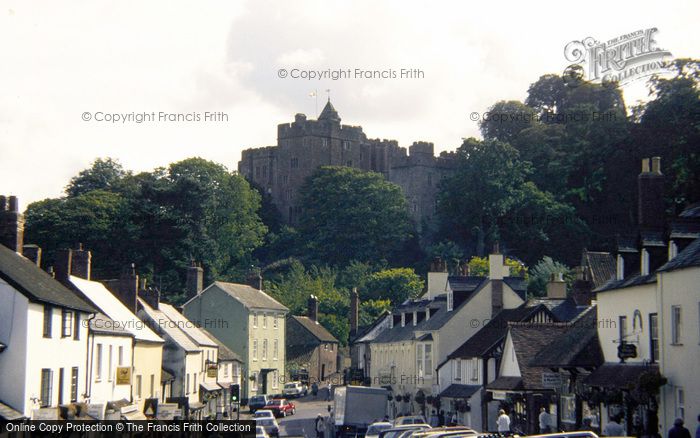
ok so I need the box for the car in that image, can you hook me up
[253,409,275,420]
[256,417,280,438]
[249,395,270,413]
[407,427,479,437]
[394,416,428,426]
[265,398,296,417]
[366,422,394,438]
[524,433,599,438]
[282,381,308,398]
[255,426,270,438]
[379,425,432,438]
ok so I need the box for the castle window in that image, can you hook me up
[346,160,353,167]
[291,158,299,169]
[262,165,267,178]
[343,141,350,150]
[322,138,329,147]
[255,166,260,177]
[428,173,432,185]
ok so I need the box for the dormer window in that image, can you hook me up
[401,313,406,327]
[668,241,678,261]
[641,248,650,276]
[413,311,418,326]
[616,254,625,280]
[447,290,453,312]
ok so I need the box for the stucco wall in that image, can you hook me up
[0,282,29,414]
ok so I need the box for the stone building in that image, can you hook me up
[238,100,456,230]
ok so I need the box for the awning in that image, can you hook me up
[189,402,206,411]
[439,384,481,399]
[0,401,25,420]
[121,410,147,420]
[585,363,658,389]
[200,382,222,392]
[218,381,234,389]
[486,376,524,391]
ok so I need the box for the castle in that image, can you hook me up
[238,101,456,231]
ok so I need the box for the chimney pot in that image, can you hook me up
[186,262,204,299]
[307,295,319,322]
[651,156,662,174]
[642,158,650,173]
[71,245,92,280]
[54,249,73,285]
[0,195,24,253]
[22,244,42,266]
[8,196,18,212]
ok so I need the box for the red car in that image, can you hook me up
[265,399,296,417]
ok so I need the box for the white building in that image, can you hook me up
[0,236,95,418]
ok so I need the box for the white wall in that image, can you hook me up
[87,334,133,404]
[0,282,29,414]
[499,334,521,377]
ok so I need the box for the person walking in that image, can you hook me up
[604,416,625,436]
[326,382,332,401]
[668,418,691,438]
[497,409,511,435]
[695,415,700,438]
[539,407,551,434]
[315,414,326,438]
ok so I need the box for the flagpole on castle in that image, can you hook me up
[309,89,318,117]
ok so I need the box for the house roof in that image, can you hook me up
[445,305,551,361]
[439,384,481,399]
[503,277,528,300]
[70,276,163,343]
[584,363,659,389]
[287,344,316,365]
[658,237,700,272]
[158,302,217,348]
[290,315,339,343]
[529,307,603,369]
[0,244,95,313]
[318,100,340,121]
[581,250,616,289]
[352,311,390,344]
[669,219,700,239]
[161,368,175,382]
[448,275,486,293]
[0,400,25,420]
[372,296,454,343]
[486,376,524,391]
[200,327,242,362]
[206,281,288,311]
[89,312,134,337]
[506,322,570,390]
[138,299,200,352]
[679,201,700,218]
[594,273,656,293]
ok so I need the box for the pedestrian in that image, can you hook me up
[429,410,439,427]
[438,410,445,427]
[497,409,511,435]
[326,382,332,401]
[315,414,326,438]
[312,382,318,397]
[669,418,691,438]
[604,416,625,436]
[539,407,551,434]
[582,417,594,431]
[695,415,700,438]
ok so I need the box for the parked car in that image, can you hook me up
[379,425,432,438]
[407,427,478,437]
[265,398,296,417]
[283,381,308,398]
[253,409,275,420]
[525,433,599,438]
[255,426,270,438]
[249,395,270,413]
[394,416,428,426]
[256,417,280,438]
[366,422,394,438]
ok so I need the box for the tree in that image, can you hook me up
[480,100,537,144]
[364,268,424,304]
[298,166,415,266]
[65,158,128,197]
[359,299,391,327]
[467,256,526,278]
[527,256,573,297]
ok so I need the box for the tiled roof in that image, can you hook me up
[0,244,95,313]
[486,376,523,391]
[525,297,588,322]
[138,299,199,352]
[585,363,659,389]
[290,316,339,343]
[159,303,217,347]
[669,219,700,239]
[507,322,570,390]
[448,276,486,293]
[204,281,288,311]
[503,277,528,300]
[200,327,242,362]
[352,311,390,344]
[89,312,134,337]
[658,237,700,272]
[529,307,603,368]
[372,297,454,343]
[0,400,25,420]
[439,384,481,399]
[70,276,163,343]
[679,201,700,218]
[445,305,551,360]
[581,250,616,289]
[594,273,656,292]
[287,344,315,365]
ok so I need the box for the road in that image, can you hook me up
[243,389,335,437]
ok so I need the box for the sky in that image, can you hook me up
[1,0,699,210]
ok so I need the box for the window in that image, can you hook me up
[454,359,462,381]
[70,367,78,402]
[671,306,682,344]
[561,395,577,424]
[263,314,267,328]
[150,374,155,398]
[108,345,113,381]
[262,339,268,361]
[322,138,329,147]
[185,374,190,394]
[40,369,53,407]
[61,309,73,338]
[619,315,628,343]
[291,157,299,169]
[416,343,433,378]
[342,141,350,150]
[253,313,258,328]
[649,313,659,362]
[95,344,103,381]
[233,363,240,382]
[346,160,353,167]
[273,315,278,329]
[73,313,80,340]
[43,305,53,338]
[471,358,479,381]
[272,370,278,389]
[118,346,124,366]
[252,371,259,391]
[57,368,64,405]
[252,340,258,360]
[135,375,142,398]
[273,340,279,360]
[675,387,685,419]
[223,363,229,378]
[193,374,197,394]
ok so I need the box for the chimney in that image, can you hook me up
[427,257,449,299]
[307,295,319,322]
[71,243,92,280]
[22,244,42,266]
[105,264,139,313]
[571,266,592,306]
[138,284,161,310]
[0,195,24,253]
[54,249,73,285]
[638,157,665,230]
[350,288,359,337]
[489,243,504,315]
[546,272,567,299]
[186,261,204,299]
[246,268,263,291]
